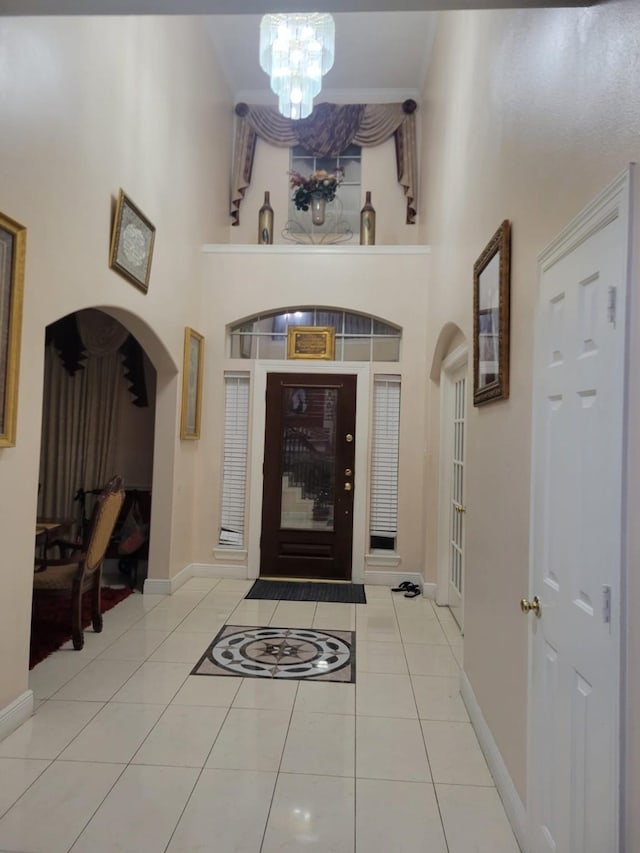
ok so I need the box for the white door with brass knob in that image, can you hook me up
[527,173,630,853]
[437,350,468,628]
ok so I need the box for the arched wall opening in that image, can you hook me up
[423,321,469,595]
[36,304,179,593]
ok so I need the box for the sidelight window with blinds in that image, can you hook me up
[370,375,401,551]
[218,372,250,547]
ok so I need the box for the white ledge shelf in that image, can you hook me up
[201,244,431,255]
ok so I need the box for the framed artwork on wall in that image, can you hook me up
[473,220,511,406]
[109,189,155,293]
[180,327,204,440]
[287,326,335,360]
[0,211,26,447]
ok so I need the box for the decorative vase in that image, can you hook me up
[360,191,376,245]
[258,191,274,244]
[310,193,326,226]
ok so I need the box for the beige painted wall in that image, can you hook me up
[420,3,640,840]
[4,7,640,847]
[194,248,431,575]
[0,16,232,711]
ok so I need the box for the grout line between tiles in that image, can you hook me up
[258,679,300,853]
[408,635,451,853]
[0,758,53,821]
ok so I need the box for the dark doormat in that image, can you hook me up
[246,579,366,604]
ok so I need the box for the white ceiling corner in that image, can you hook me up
[206,12,439,108]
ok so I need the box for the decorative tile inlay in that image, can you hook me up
[191,625,355,683]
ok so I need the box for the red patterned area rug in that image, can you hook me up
[30,586,133,669]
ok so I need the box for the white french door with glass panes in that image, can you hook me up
[437,347,467,628]
[448,365,466,628]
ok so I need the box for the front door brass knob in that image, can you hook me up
[346,434,354,443]
[520,596,541,618]
[344,482,352,492]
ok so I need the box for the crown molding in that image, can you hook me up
[234,88,422,106]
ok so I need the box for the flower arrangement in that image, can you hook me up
[289,168,345,212]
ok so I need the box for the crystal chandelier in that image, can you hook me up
[259,13,335,120]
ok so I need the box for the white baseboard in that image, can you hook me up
[460,671,529,852]
[143,563,194,595]
[0,690,34,743]
[363,570,423,591]
[365,553,402,569]
[421,582,437,599]
[192,563,249,579]
[212,549,248,563]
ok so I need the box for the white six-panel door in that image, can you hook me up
[528,172,631,853]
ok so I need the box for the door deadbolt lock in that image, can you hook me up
[520,596,541,618]
[345,468,353,476]
[346,434,353,443]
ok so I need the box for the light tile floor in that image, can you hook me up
[0,579,521,852]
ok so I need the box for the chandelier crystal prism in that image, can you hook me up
[259,13,335,120]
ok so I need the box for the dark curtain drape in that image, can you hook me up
[231,100,418,226]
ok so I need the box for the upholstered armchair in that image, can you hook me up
[33,475,125,650]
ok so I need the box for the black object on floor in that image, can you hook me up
[246,579,366,605]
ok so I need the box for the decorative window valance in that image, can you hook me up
[231,100,418,227]
[46,310,149,407]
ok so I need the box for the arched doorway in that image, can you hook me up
[37,309,157,590]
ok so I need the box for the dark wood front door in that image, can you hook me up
[260,373,357,580]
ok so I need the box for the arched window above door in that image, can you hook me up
[228,307,401,362]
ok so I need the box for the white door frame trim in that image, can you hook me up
[436,343,468,606]
[527,167,633,852]
[248,360,371,583]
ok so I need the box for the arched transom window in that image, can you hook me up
[229,308,401,362]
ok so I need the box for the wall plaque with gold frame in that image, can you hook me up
[0,211,26,447]
[180,327,204,439]
[287,326,335,360]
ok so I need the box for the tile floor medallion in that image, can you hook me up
[191,625,355,683]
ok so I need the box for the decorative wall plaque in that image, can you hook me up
[287,326,335,360]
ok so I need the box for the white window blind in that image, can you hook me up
[219,373,250,547]
[370,376,401,542]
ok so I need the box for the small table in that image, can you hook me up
[35,519,72,571]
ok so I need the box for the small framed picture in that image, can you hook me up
[287,326,335,360]
[0,210,26,447]
[109,190,155,293]
[473,220,511,406]
[180,327,204,440]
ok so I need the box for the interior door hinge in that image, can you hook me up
[602,585,611,624]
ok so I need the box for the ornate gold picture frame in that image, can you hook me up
[180,327,204,440]
[473,220,511,406]
[287,326,335,360]
[109,189,155,293]
[0,211,26,447]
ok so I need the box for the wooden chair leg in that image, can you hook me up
[71,583,84,650]
[91,572,103,633]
